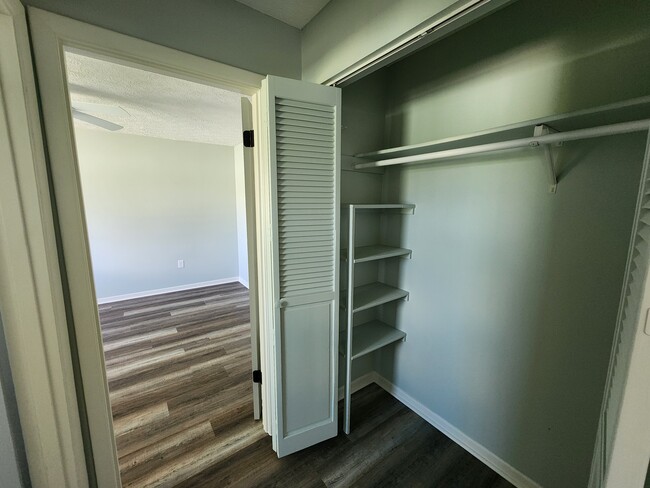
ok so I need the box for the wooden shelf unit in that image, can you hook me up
[342,203,414,435]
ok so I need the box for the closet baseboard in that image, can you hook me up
[373,375,542,488]
[338,372,378,401]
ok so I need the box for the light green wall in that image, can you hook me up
[22,0,302,79]
[302,0,460,83]
[341,0,650,486]
[339,71,393,385]
[75,128,239,299]
[379,135,644,488]
[385,0,650,147]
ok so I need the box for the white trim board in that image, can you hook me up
[239,277,250,289]
[372,375,542,488]
[338,371,378,401]
[97,277,240,304]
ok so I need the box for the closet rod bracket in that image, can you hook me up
[533,124,558,194]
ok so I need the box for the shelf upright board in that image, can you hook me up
[343,204,356,435]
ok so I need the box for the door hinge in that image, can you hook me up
[243,130,254,148]
[252,369,262,384]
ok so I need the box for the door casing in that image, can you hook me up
[28,8,265,487]
[0,2,89,487]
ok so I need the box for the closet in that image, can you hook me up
[331,2,650,487]
[260,1,650,486]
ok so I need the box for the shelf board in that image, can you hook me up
[346,203,415,212]
[347,282,409,313]
[342,245,412,263]
[355,96,650,162]
[349,321,406,360]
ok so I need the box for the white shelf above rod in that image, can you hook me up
[354,118,650,192]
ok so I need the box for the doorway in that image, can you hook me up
[64,49,263,487]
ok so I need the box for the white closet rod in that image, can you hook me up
[354,119,650,169]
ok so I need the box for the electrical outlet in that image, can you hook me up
[177,259,184,269]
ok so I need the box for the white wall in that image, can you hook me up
[22,0,301,79]
[74,127,240,300]
[233,143,249,287]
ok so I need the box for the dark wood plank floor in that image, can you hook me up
[99,284,514,488]
[99,282,257,488]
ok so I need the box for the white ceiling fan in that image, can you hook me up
[71,101,129,131]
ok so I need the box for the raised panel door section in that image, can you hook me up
[281,301,334,436]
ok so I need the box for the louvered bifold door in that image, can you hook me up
[262,76,341,457]
[592,134,650,488]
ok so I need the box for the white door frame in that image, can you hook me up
[0,2,88,488]
[28,8,265,487]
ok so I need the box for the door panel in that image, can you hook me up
[261,75,341,457]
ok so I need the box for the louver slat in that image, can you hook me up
[277,130,334,143]
[278,168,333,177]
[275,97,336,298]
[279,180,332,188]
[279,251,332,262]
[278,136,333,148]
[279,199,333,206]
[276,98,334,113]
[276,156,334,165]
[277,118,332,131]
[277,126,334,139]
[276,105,334,118]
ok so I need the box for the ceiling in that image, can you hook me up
[235,0,331,29]
[65,51,244,146]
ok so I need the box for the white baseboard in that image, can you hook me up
[338,371,379,401]
[239,277,250,289]
[97,277,240,304]
[373,375,542,488]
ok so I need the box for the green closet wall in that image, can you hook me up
[341,0,650,486]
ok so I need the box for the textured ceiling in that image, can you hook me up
[235,0,331,29]
[65,51,244,146]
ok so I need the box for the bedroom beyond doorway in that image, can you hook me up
[64,49,257,486]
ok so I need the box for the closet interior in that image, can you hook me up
[336,1,650,487]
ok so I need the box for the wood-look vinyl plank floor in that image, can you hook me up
[100,284,514,488]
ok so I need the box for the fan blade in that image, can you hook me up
[72,101,130,117]
[72,109,123,131]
